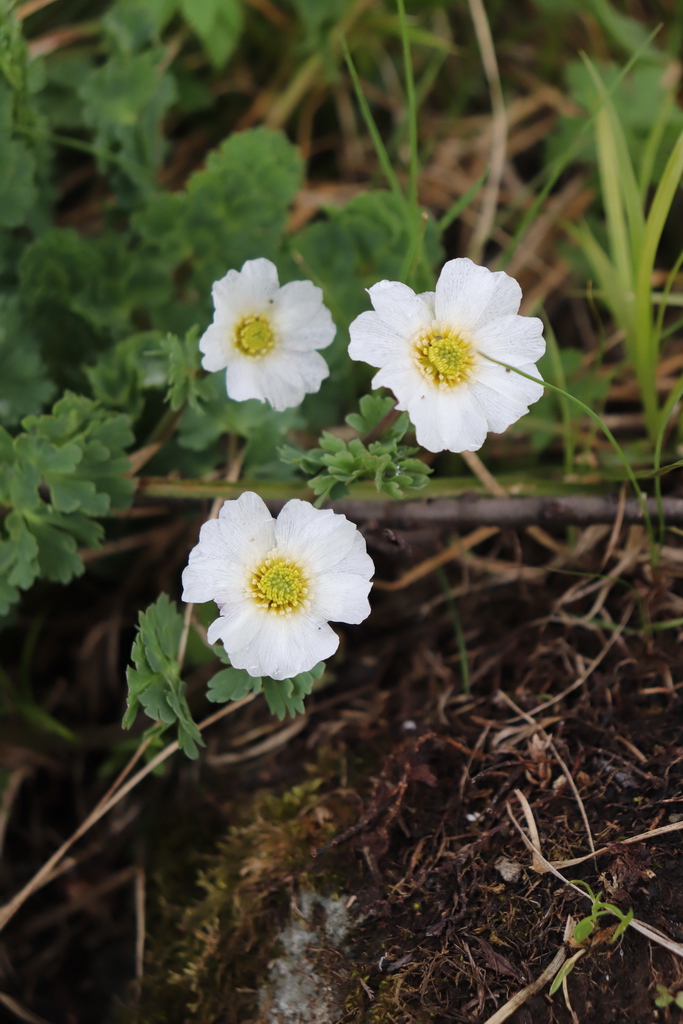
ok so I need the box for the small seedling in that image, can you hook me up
[654,984,683,1009]
[549,882,634,997]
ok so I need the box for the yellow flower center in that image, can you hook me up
[234,314,275,358]
[415,325,475,387]
[250,555,308,614]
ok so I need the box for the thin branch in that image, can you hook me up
[134,482,683,527]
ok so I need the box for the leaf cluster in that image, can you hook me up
[124,594,204,759]
[207,657,325,720]
[0,392,134,613]
[281,394,432,503]
[124,593,324,760]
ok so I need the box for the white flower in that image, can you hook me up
[182,492,374,681]
[199,257,336,412]
[348,257,545,453]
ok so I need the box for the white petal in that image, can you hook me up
[371,359,424,410]
[418,290,436,315]
[212,258,280,319]
[271,281,336,351]
[367,280,433,337]
[224,609,340,681]
[313,533,374,623]
[182,492,275,605]
[434,258,522,332]
[408,384,488,453]
[199,323,230,372]
[225,348,328,411]
[207,602,261,647]
[469,379,531,434]
[275,500,359,575]
[224,356,267,404]
[348,311,410,367]
[476,358,544,409]
[475,314,545,365]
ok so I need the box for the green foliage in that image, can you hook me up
[290,0,348,50]
[77,7,177,194]
[85,332,166,418]
[654,985,683,1010]
[125,594,204,758]
[0,296,55,426]
[159,326,203,411]
[570,881,633,945]
[180,0,244,68]
[178,373,302,478]
[550,61,683,185]
[133,128,304,317]
[207,659,324,720]
[282,394,432,503]
[0,6,49,232]
[0,393,134,613]
[290,191,442,338]
[567,57,683,440]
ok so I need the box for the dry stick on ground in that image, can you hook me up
[481,946,568,1024]
[0,992,53,1024]
[461,450,567,554]
[136,480,683,529]
[550,818,683,870]
[374,525,501,591]
[329,494,683,528]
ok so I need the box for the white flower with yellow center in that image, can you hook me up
[199,258,336,411]
[181,492,374,681]
[348,258,546,453]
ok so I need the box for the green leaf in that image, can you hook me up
[262,665,321,720]
[207,666,262,703]
[282,404,431,505]
[5,512,39,589]
[160,325,203,411]
[0,393,135,610]
[124,594,204,759]
[86,332,165,418]
[134,128,304,315]
[573,916,596,943]
[78,47,177,190]
[180,0,243,68]
[0,296,55,426]
[345,393,398,434]
[0,136,37,228]
[179,372,301,475]
[654,986,673,1009]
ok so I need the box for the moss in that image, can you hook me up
[123,751,366,1023]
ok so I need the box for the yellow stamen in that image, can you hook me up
[234,314,275,358]
[250,555,308,614]
[415,324,474,387]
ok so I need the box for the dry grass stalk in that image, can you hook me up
[374,525,500,591]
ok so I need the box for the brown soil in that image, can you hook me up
[1,521,683,1023]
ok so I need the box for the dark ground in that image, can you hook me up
[1,515,683,1023]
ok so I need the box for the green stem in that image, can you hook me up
[340,34,404,201]
[136,472,606,503]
